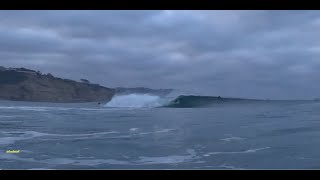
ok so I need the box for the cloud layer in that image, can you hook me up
[0,10,319,99]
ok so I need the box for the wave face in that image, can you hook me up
[104,94,168,108]
[165,95,260,108]
[165,95,224,108]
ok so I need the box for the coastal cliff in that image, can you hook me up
[0,67,115,103]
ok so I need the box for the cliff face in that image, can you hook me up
[0,70,115,103]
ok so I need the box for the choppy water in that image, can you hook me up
[1,99,320,169]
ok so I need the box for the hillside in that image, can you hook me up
[0,67,115,103]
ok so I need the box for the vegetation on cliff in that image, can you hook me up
[0,67,115,103]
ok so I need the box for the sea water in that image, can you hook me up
[0,98,320,169]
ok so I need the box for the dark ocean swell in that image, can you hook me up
[164,95,261,108]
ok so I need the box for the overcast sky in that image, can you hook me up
[1,10,320,99]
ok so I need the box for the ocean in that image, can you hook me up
[0,95,320,169]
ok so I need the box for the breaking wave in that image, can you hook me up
[104,94,170,108]
[104,93,263,108]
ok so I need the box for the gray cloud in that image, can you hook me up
[0,10,320,99]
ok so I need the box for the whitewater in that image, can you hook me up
[104,94,169,108]
[103,90,192,108]
[0,94,320,169]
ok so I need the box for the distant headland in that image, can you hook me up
[0,66,172,103]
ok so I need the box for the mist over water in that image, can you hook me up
[104,94,170,108]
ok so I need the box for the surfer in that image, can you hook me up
[218,96,222,100]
